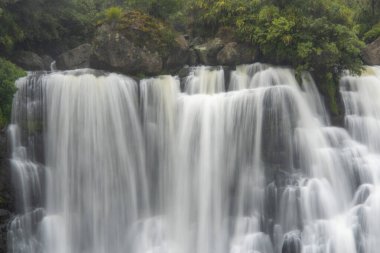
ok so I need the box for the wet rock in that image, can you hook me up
[362,37,380,65]
[282,230,302,253]
[194,38,224,65]
[217,42,256,66]
[12,51,44,70]
[166,35,192,73]
[41,55,54,70]
[56,43,92,70]
[177,65,191,79]
[188,49,198,66]
[0,129,14,253]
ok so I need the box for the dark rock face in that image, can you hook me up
[41,55,54,70]
[362,37,380,65]
[282,231,302,253]
[12,51,45,70]
[56,43,92,70]
[217,42,256,66]
[192,37,257,67]
[194,38,224,65]
[0,129,15,252]
[166,35,192,73]
[90,25,163,75]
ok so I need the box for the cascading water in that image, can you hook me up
[7,64,380,253]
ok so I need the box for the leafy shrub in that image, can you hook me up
[0,4,24,53]
[191,0,364,77]
[363,22,380,43]
[103,6,123,24]
[0,57,26,128]
[125,0,184,20]
[190,0,365,116]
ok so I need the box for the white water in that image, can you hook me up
[7,65,380,253]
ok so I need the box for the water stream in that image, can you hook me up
[7,64,380,253]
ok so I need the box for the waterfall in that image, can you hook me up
[7,65,380,253]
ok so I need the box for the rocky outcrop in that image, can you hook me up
[56,44,92,70]
[192,37,257,67]
[362,37,380,65]
[12,51,53,71]
[0,128,14,252]
[217,42,256,66]
[41,55,54,70]
[166,35,192,73]
[194,38,224,65]
[12,51,45,70]
[9,23,258,76]
[90,25,163,75]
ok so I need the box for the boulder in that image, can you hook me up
[12,51,44,70]
[56,44,92,70]
[166,35,192,72]
[90,25,163,75]
[282,231,302,253]
[362,37,380,65]
[194,38,224,65]
[41,55,54,70]
[216,27,236,43]
[188,49,198,66]
[217,42,256,66]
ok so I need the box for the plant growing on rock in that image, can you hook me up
[97,8,177,57]
[0,58,25,128]
[191,0,365,117]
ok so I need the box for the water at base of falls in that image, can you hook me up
[7,64,380,253]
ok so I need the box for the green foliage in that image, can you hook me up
[351,0,380,39]
[0,57,26,128]
[0,0,108,55]
[103,6,123,24]
[0,2,24,53]
[190,0,365,117]
[364,22,380,42]
[124,0,184,20]
[192,0,364,78]
[321,73,339,115]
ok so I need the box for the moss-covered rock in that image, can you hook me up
[0,58,26,128]
[56,44,92,70]
[90,24,163,75]
[0,129,15,253]
[90,10,190,76]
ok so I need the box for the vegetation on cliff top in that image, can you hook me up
[192,0,364,76]
[1,0,380,120]
[1,0,379,74]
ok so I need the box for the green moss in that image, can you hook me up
[363,22,380,43]
[326,80,338,115]
[98,9,177,57]
[191,0,364,81]
[319,73,339,116]
[0,57,26,128]
[27,121,43,134]
[0,195,6,205]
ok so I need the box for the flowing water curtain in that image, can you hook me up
[184,66,225,94]
[8,64,380,253]
[8,71,151,253]
[7,74,46,253]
